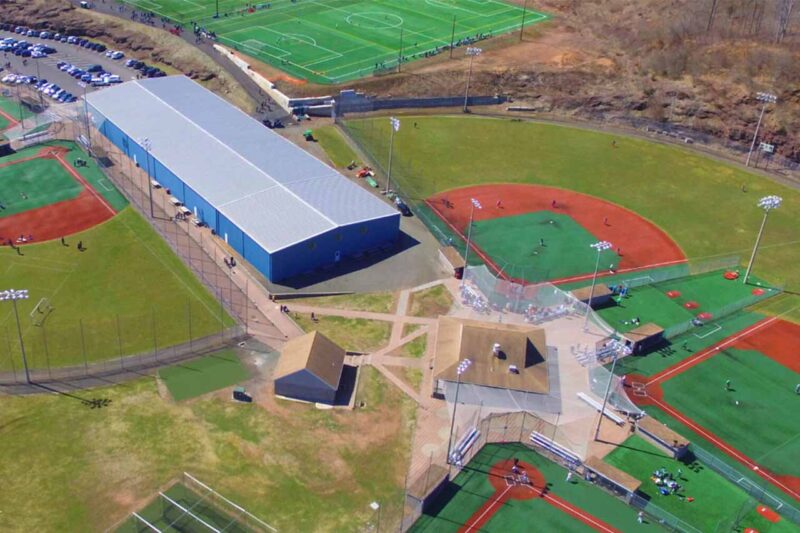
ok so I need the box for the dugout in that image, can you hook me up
[439,246,465,279]
[583,456,642,503]
[621,323,664,354]
[86,76,400,282]
[570,283,613,308]
[636,416,690,459]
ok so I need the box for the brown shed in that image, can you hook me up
[274,331,345,404]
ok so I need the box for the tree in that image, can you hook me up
[776,0,796,43]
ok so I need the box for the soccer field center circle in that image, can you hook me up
[345,12,404,29]
[0,144,118,244]
[426,183,686,284]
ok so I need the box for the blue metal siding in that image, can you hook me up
[92,105,400,284]
[182,185,216,229]
[242,232,271,281]
[270,215,399,282]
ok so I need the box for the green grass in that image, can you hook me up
[412,442,661,533]
[0,371,416,531]
[158,349,250,401]
[0,207,233,370]
[316,126,359,168]
[596,270,775,333]
[292,313,391,352]
[409,284,453,318]
[400,334,427,358]
[290,291,397,313]
[643,404,800,507]
[116,481,254,532]
[62,144,129,211]
[471,211,619,282]
[123,0,548,83]
[344,116,800,295]
[662,348,800,477]
[604,435,796,532]
[0,156,81,217]
[611,310,764,377]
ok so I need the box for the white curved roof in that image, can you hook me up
[86,76,398,252]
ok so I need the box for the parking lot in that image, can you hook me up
[0,28,149,108]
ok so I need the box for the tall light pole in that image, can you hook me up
[463,47,482,113]
[140,137,155,219]
[519,0,528,41]
[78,82,91,149]
[744,195,782,284]
[33,55,45,113]
[1,289,31,384]
[460,198,482,288]
[447,358,472,465]
[745,92,777,167]
[385,117,400,195]
[594,347,621,441]
[583,240,613,331]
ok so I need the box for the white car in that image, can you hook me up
[1,74,16,84]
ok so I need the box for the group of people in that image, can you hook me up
[650,467,686,497]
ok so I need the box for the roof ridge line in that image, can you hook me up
[135,78,337,227]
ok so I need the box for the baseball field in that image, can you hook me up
[0,141,233,372]
[120,0,548,83]
[343,115,800,318]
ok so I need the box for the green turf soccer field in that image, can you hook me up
[470,211,620,281]
[604,435,797,533]
[411,443,661,532]
[159,349,250,401]
[122,0,548,84]
[661,348,800,478]
[595,270,776,334]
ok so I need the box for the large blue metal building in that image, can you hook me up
[86,76,400,282]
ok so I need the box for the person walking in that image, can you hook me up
[725,379,732,391]
[565,470,574,483]
[637,511,644,524]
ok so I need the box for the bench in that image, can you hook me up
[577,392,625,425]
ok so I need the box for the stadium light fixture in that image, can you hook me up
[140,137,155,219]
[463,47,483,113]
[583,241,613,331]
[385,117,400,194]
[743,195,782,284]
[461,199,483,288]
[0,289,31,384]
[447,358,473,465]
[745,92,777,167]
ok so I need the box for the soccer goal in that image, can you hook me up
[29,297,54,327]
[118,473,276,532]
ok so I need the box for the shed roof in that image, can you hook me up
[86,76,398,252]
[275,331,345,390]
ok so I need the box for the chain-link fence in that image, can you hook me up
[1,102,284,382]
[403,411,702,533]
[691,444,800,526]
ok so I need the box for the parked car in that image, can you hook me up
[87,64,103,73]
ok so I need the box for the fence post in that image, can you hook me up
[116,313,124,370]
[151,307,158,362]
[79,319,88,376]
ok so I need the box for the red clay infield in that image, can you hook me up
[0,146,115,245]
[460,459,620,532]
[427,184,686,284]
[628,317,800,501]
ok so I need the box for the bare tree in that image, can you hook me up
[776,0,796,43]
[707,0,722,31]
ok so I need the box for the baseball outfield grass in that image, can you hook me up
[0,367,415,531]
[604,435,796,533]
[661,348,800,477]
[342,116,800,317]
[0,207,234,371]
